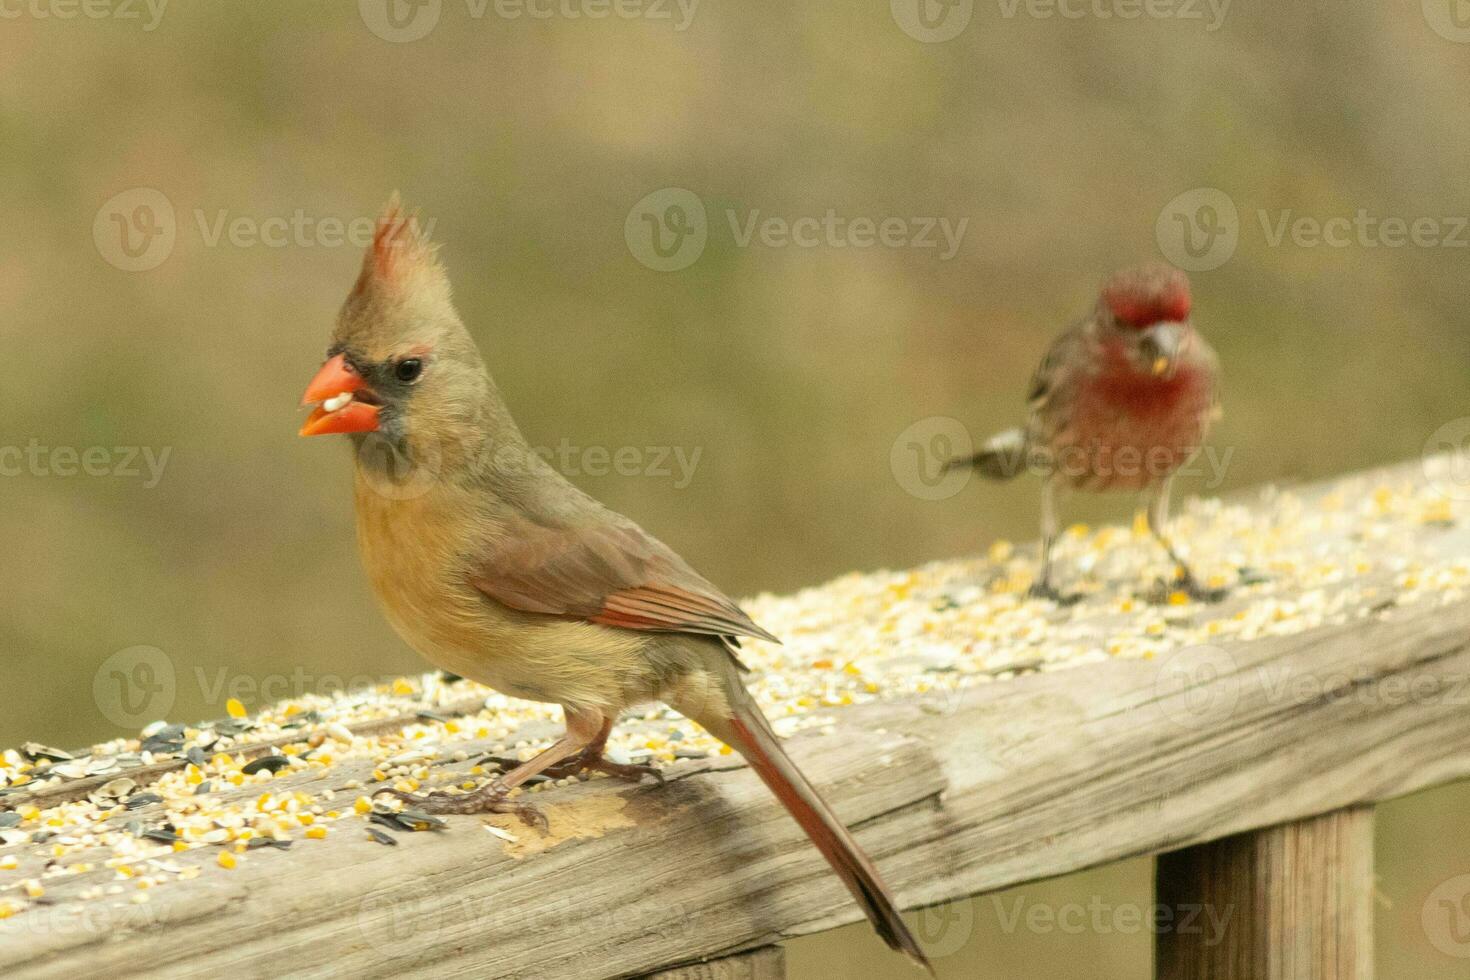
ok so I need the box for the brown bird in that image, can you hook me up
[299,198,930,970]
[948,264,1222,603]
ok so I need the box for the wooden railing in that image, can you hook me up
[4,456,1469,978]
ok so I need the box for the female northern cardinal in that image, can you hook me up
[948,264,1222,603]
[300,198,930,970]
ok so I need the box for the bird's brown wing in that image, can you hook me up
[470,512,779,644]
[1027,319,1088,413]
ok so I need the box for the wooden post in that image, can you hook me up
[642,947,786,980]
[1156,807,1374,979]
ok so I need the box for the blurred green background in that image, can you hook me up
[3,1,1470,976]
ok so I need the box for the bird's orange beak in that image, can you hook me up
[299,353,381,436]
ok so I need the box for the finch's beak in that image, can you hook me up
[1141,322,1185,378]
[299,353,381,436]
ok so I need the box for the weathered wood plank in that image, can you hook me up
[642,946,785,980]
[2,457,1469,978]
[1156,807,1375,979]
[4,595,1469,978]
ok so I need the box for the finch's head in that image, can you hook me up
[1097,263,1194,379]
[300,195,486,442]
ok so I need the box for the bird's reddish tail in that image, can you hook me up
[722,701,933,973]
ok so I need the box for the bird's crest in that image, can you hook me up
[351,193,442,297]
[1100,263,1191,328]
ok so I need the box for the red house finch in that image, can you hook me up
[299,199,930,970]
[949,264,1222,603]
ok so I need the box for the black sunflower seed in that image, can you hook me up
[247,837,292,851]
[396,809,447,831]
[366,826,398,846]
[242,756,290,776]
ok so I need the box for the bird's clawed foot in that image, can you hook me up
[1147,572,1228,605]
[374,780,547,829]
[1027,581,1082,606]
[481,750,665,786]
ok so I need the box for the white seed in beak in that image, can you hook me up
[323,392,354,413]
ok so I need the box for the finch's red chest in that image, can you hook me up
[1053,350,1214,491]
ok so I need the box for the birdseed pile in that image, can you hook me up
[1,459,1467,925]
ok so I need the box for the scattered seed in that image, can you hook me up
[242,756,290,776]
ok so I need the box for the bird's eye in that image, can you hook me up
[394,358,423,383]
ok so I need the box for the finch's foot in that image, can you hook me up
[1027,581,1082,606]
[481,750,665,786]
[374,781,547,829]
[1147,574,1228,605]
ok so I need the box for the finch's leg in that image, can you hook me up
[1146,477,1226,603]
[375,707,612,826]
[1028,477,1080,605]
[480,716,664,785]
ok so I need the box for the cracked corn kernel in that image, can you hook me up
[354,797,373,815]
[392,678,415,696]
[0,856,17,870]
[305,826,327,840]
[226,698,247,719]
[217,852,237,870]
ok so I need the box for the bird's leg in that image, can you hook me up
[375,708,608,826]
[1146,478,1226,603]
[481,716,664,786]
[1028,478,1080,605]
